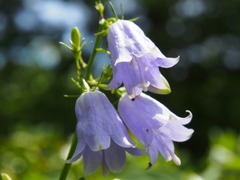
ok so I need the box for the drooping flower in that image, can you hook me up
[66,91,144,175]
[118,93,193,167]
[106,20,179,99]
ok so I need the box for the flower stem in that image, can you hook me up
[59,132,77,180]
[84,24,104,80]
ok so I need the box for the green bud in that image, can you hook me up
[95,2,104,17]
[81,79,90,92]
[1,173,12,180]
[71,27,81,51]
[98,84,108,89]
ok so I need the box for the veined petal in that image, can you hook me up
[107,21,133,64]
[152,129,174,162]
[122,93,167,128]
[153,129,182,165]
[137,55,171,94]
[119,101,153,147]
[107,20,179,97]
[97,96,133,148]
[76,92,110,151]
[83,146,102,175]
[108,20,156,64]
[104,140,126,173]
[75,91,134,152]
[119,93,169,147]
[112,57,148,99]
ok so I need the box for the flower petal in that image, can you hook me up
[148,145,159,167]
[65,142,86,163]
[137,55,171,94]
[120,94,167,147]
[104,140,126,173]
[155,55,180,68]
[160,121,194,142]
[125,147,146,156]
[153,129,181,165]
[108,20,156,64]
[105,72,122,90]
[76,92,111,151]
[152,130,174,162]
[76,91,134,151]
[83,146,102,175]
[176,110,193,125]
[94,93,133,148]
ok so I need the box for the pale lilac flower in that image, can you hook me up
[66,91,144,175]
[118,93,193,167]
[106,20,179,99]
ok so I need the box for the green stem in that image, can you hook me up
[59,132,77,180]
[84,24,104,80]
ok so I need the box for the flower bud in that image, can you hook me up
[71,27,81,51]
[95,2,104,17]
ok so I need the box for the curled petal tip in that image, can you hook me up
[171,55,180,65]
[160,88,171,94]
[185,110,193,117]
[176,55,180,61]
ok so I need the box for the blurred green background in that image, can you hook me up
[0,0,240,179]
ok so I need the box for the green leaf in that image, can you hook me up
[59,42,73,51]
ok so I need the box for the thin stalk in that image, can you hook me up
[84,24,104,80]
[59,132,77,180]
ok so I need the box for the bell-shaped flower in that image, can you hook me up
[66,91,144,175]
[106,20,179,99]
[118,93,193,167]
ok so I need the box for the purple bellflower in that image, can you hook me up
[118,93,193,167]
[66,91,144,175]
[106,20,179,99]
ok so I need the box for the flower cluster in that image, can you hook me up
[67,19,193,175]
